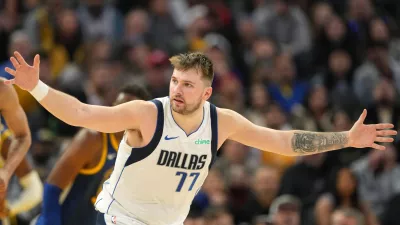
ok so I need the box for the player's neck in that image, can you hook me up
[171,107,204,135]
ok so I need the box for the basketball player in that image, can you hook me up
[34,84,150,225]
[0,78,42,224]
[4,51,397,225]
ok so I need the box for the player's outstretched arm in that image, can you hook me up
[219,108,397,156]
[0,79,31,193]
[3,52,152,133]
[36,129,102,225]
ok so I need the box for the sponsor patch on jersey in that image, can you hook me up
[195,139,210,145]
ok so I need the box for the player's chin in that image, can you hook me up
[172,104,185,113]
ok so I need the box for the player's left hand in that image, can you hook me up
[349,109,397,150]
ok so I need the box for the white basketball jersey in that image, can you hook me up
[95,97,218,225]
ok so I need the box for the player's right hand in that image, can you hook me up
[3,51,40,92]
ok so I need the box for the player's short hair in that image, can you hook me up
[169,52,214,86]
[119,83,151,101]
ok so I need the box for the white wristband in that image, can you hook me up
[29,80,49,101]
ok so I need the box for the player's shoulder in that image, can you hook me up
[215,107,247,129]
[125,99,158,113]
[215,107,239,120]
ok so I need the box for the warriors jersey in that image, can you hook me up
[95,97,218,225]
[60,133,119,225]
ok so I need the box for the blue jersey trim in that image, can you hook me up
[209,103,218,169]
[124,99,164,166]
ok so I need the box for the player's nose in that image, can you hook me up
[173,83,183,94]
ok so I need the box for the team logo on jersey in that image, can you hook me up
[165,135,179,140]
[195,139,210,145]
[111,216,117,224]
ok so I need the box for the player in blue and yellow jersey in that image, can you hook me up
[35,84,150,225]
[0,78,42,225]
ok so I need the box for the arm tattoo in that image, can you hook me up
[291,132,349,154]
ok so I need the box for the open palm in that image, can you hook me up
[349,109,397,150]
[3,51,40,91]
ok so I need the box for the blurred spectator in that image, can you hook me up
[76,0,124,43]
[0,30,33,80]
[0,0,21,62]
[278,154,329,225]
[204,206,234,225]
[255,0,312,56]
[267,194,301,225]
[48,8,84,77]
[144,49,170,98]
[310,2,334,37]
[85,60,116,105]
[249,37,277,84]
[323,50,359,113]
[353,41,400,107]
[235,166,280,224]
[23,0,65,51]
[236,16,258,67]
[315,167,379,225]
[122,9,150,47]
[195,169,227,209]
[346,0,375,51]
[314,15,359,70]
[351,145,400,220]
[292,84,333,132]
[364,77,400,131]
[367,17,400,62]
[245,82,270,126]
[268,52,309,114]
[214,140,254,184]
[331,207,366,225]
[148,0,182,53]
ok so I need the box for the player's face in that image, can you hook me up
[169,69,212,115]
[113,93,137,106]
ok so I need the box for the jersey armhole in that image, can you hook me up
[209,103,218,170]
[124,99,164,166]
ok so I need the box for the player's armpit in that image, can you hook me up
[46,129,102,189]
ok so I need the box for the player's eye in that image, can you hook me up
[185,83,193,87]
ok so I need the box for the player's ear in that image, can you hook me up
[203,87,212,101]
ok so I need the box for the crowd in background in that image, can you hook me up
[1,0,400,224]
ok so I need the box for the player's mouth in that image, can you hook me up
[173,98,184,105]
